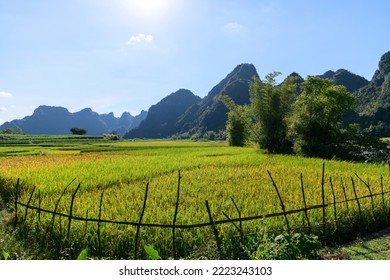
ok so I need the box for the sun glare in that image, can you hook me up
[121,0,177,23]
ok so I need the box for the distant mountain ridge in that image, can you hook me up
[2,51,390,138]
[0,105,147,135]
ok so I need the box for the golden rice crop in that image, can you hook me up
[1,140,389,259]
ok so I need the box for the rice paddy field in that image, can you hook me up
[1,135,390,259]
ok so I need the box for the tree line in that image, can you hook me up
[220,73,389,162]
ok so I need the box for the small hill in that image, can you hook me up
[0,105,146,135]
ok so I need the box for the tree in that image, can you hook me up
[249,73,296,153]
[70,127,87,135]
[287,76,357,158]
[219,95,251,146]
[226,110,247,146]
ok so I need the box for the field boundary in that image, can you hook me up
[11,163,390,259]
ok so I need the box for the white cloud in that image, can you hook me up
[0,106,7,112]
[224,22,246,35]
[0,91,13,98]
[128,34,154,44]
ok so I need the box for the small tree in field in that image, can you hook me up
[226,110,247,146]
[70,127,87,135]
[219,95,251,146]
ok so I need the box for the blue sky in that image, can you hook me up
[1,0,389,123]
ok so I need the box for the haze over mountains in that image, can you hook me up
[1,51,390,138]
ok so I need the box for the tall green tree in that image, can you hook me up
[219,95,251,146]
[249,72,296,153]
[226,109,247,146]
[287,76,357,158]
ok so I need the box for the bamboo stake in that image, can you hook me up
[300,173,311,232]
[45,178,76,238]
[14,178,20,228]
[67,183,81,241]
[381,176,385,209]
[329,177,337,230]
[354,173,374,212]
[98,191,104,259]
[84,209,89,246]
[205,200,222,258]
[24,186,36,221]
[172,170,181,259]
[267,170,290,232]
[134,183,149,260]
[231,197,244,242]
[321,163,326,236]
[340,178,349,212]
[351,178,362,219]
[37,190,41,225]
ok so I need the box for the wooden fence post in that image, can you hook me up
[134,183,149,260]
[267,170,290,233]
[205,200,222,258]
[329,177,337,225]
[97,191,104,259]
[321,163,326,237]
[45,179,75,239]
[83,209,89,246]
[24,186,36,221]
[67,183,81,242]
[300,173,311,232]
[172,170,181,259]
[381,176,385,208]
[222,197,244,244]
[13,178,20,228]
[231,197,244,242]
[340,178,349,213]
[351,177,362,220]
[37,190,41,225]
[354,173,375,213]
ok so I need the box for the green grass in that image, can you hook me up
[342,239,390,260]
[320,228,390,260]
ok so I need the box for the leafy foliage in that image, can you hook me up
[76,248,88,260]
[249,73,296,153]
[70,127,87,135]
[244,231,321,260]
[287,76,357,158]
[219,95,251,146]
[226,110,248,146]
[144,245,161,260]
[2,249,9,260]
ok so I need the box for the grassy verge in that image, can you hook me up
[320,227,390,260]
[0,205,46,259]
